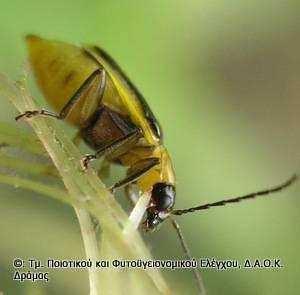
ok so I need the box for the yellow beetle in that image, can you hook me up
[18,35,296,233]
[20,35,176,230]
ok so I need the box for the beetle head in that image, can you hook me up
[144,183,175,231]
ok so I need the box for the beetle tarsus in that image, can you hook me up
[108,185,116,194]
[81,154,96,171]
[15,109,60,121]
[16,110,41,121]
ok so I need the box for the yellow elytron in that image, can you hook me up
[19,35,296,232]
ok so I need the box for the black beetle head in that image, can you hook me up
[144,183,176,231]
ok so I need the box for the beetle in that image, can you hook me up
[17,35,296,293]
[19,34,178,230]
[17,33,297,229]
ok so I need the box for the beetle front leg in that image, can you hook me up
[109,157,160,192]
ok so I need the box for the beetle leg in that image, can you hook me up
[81,127,142,169]
[16,68,106,121]
[109,157,160,192]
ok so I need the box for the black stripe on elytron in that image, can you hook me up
[62,70,75,86]
[91,46,163,140]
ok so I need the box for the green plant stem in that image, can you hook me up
[0,72,171,295]
[75,208,101,295]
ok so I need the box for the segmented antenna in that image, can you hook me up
[170,218,207,295]
[172,174,297,216]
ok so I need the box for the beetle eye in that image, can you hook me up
[151,183,175,210]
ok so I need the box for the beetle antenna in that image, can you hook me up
[172,174,297,216]
[170,218,207,295]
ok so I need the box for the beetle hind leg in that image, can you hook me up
[16,68,106,121]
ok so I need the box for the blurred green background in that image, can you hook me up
[0,1,299,294]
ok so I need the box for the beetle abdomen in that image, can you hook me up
[26,35,99,126]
